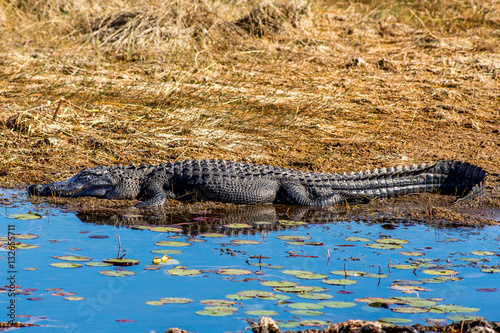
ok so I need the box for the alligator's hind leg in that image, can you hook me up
[279,182,373,206]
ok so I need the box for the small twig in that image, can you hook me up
[116,234,122,259]
[53,99,64,121]
[344,263,347,279]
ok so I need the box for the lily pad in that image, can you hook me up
[422,269,458,276]
[399,251,425,256]
[224,223,251,229]
[7,213,42,220]
[230,239,261,245]
[197,307,237,316]
[365,243,403,250]
[151,249,182,255]
[344,237,371,242]
[471,250,495,256]
[392,297,438,307]
[50,263,83,268]
[376,238,409,244]
[480,268,500,273]
[300,320,331,327]
[13,233,39,240]
[53,255,93,262]
[155,241,191,247]
[288,303,324,310]
[159,298,193,305]
[65,297,85,301]
[289,310,323,316]
[277,235,312,241]
[391,264,419,270]
[245,310,279,316]
[278,220,306,226]
[391,306,429,314]
[429,305,480,313]
[322,278,357,285]
[14,244,40,250]
[200,233,228,238]
[150,226,183,232]
[167,268,202,276]
[225,294,253,300]
[99,270,135,277]
[297,293,334,300]
[237,290,275,298]
[261,281,297,288]
[379,318,413,324]
[200,299,237,306]
[330,270,366,277]
[85,262,112,267]
[146,301,164,306]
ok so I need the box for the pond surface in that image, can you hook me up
[1,189,499,332]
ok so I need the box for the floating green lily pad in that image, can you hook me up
[50,262,83,268]
[459,257,481,262]
[224,223,251,229]
[150,226,183,232]
[103,258,140,266]
[330,270,366,277]
[53,255,93,262]
[345,237,371,242]
[237,290,275,298]
[471,250,495,256]
[225,294,253,300]
[230,239,261,245]
[365,243,402,250]
[146,301,164,306]
[355,297,396,304]
[277,235,312,241]
[391,264,419,270]
[7,213,42,220]
[379,318,413,324]
[217,268,252,276]
[289,310,323,316]
[297,293,334,300]
[429,305,480,313]
[276,321,300,328]
[151,249,182,255]
[85,262,112,267]
[159,297,193,304]
[199,233,227,238]
[261,281,297,287]
[422,269,458,276]
[65,297,84,301]
[300,320,331,327]
[13,233,39,240]
[322,278,357,285]
[392,297,438,307]
[274,285,316,294]
[278,220,306,226]
[155,241,191,247]
[481,268,500,273]
[447,315,484,321]
[319,301,357,308]
[391,306,429,314]
[99,270,135,277]
[167,268,202,276]
[376,238,408,244]
[200,299,237,306]
[197,307,237,316]
[245,310,279,316]
[363,273,390,279]
[289,303,324,310]
[399,251,425,256]
[14,243,40,250]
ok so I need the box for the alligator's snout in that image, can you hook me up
[27,184,44,195]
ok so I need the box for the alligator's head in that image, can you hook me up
[28,165,146,200]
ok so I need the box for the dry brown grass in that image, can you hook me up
[0,0,499,196]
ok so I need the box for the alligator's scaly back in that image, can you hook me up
[27,159,486,207]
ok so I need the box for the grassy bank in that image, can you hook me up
[1,0,499,189]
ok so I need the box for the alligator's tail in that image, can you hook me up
[342,160,486,200]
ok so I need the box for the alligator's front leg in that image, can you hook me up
[279,182,372,206]
[136,174,174,207]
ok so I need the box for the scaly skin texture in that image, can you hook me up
[27,159,486,207]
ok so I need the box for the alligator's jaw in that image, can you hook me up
[27,179,110,198]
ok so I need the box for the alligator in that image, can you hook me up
[27,159,486,207]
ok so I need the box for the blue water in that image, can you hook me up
[1,189,499,332]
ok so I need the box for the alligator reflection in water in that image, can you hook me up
[76,205,360,235]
